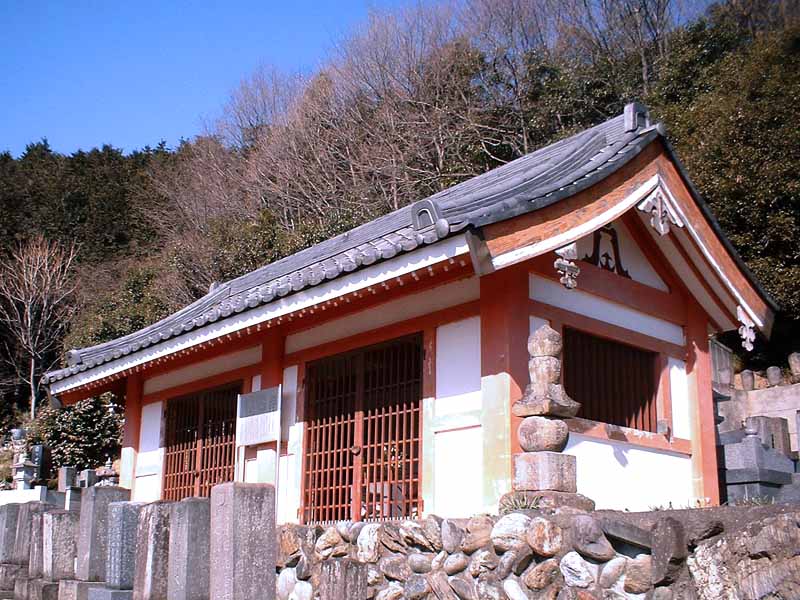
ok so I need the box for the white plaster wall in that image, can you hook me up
[669,358,692,440]
[529,274,685,346]
[575,220,668,291]
[424,316,498,517]
[286,277,479,354]
[132,401,164,502]
[564,434,694,511]
[278,365,303,524]
[142,346,261,395]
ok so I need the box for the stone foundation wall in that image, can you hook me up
[2,482,799,600]
[276,504,800,600]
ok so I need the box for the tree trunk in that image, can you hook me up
[29,356,36,419]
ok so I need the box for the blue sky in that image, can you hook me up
[0,1,401,157]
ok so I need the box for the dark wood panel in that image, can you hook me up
[563,327,657,433]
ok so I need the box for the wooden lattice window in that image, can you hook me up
[302,335,423,524]
[162,383,239,501]
[563,327,658,432]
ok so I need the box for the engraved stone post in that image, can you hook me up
[43,511,80,582]
[167,498,211,600]
[76,487,131,582]
[209,482,276,600]
[0,503,23,591]
[86,501,146,600]
[132,502,172,600]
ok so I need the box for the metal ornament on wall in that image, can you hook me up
[737,306,756,352]
[582,226,630,279]
[637,187,684,236]
[554,242,580,289]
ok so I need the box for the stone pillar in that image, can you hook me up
[319,559,368,600]
[0,503,23,591]
[76,487,131,582]
[132,502,171,600]
[209,482,276,600]
[501,325,595,512]
[14,502,53,567]
[86,502,146,600]
[167,498,210,600]
[43,512,80,582]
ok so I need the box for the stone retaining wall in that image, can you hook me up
[1,481,798,600]
[276,504,800,600]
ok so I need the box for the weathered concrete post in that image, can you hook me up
[319,559,368,600]
[209,482,276,600]
[131,502,172,600]
[86,501,145,600]
[167,498,211,600]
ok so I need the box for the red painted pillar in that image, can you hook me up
[479,264,530,457]
[120,372,143,489]
[686,302,721,505]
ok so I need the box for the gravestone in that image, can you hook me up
[131,502,171,600]
[0,503,23,591]
[86,502,146,600]
[209,483,276,600]
[167,498,210,600]
[42,512,79,582]
[76,487,130,582]
[13,502,53,567]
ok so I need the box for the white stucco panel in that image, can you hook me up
[434,426,484,517]
[669,358,692,440]
[529,274,685,346]
[575,220,668,291]
[564,434,694,511]
[286,277,479,354]
[435,316,481,415]
[143,346,261,395]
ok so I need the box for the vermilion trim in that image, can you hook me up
[565,417,692,455]
[122,373,143,451]
[527,253,685,326]
[528,299,686,359]
[480,265,530,457]
[686,301,721,505]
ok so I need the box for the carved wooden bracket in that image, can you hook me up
[554,243,580,289]
[737,306,755,352]
[637,187,683,236]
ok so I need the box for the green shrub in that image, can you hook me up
[26,393,123,471]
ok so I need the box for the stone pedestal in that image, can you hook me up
[513,452,577,492]
[86,592,131,600]
[132,502,171,600]
[209,483,276,600]
[27,580,58,600]
[167,498,210,600]
[57,581,105,600]
[76,488,130,583]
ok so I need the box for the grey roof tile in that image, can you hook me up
[46,103,770,387]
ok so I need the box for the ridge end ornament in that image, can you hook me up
[737,306,756,352]
[554,243,580,290]
[638,187,683,236]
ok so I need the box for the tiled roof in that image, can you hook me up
[42,104,666,386]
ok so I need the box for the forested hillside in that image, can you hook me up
[1,0,798,430]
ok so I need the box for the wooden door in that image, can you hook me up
[163,383,240,500]
[302,335,422,524]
